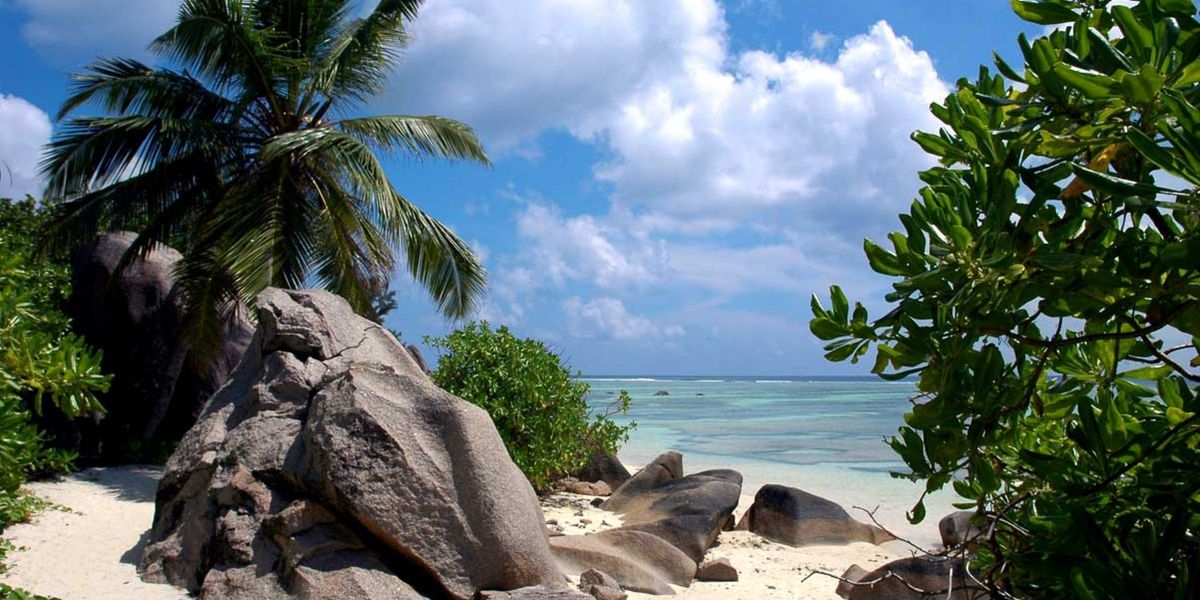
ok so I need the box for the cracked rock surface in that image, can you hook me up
[139,289,563,599]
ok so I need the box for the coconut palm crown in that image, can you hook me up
[41,0,489,348]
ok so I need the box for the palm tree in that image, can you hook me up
[41,0,488,349]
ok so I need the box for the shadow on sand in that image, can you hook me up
[73,464,163,503]
[69,465,164,566]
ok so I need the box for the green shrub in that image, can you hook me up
[427,322,634,492]
[0,583,60,600]
[812,1,1200,597]
[0,198,108,509]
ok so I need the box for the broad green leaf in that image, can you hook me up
[1166,406,1193,425]
[1011,0,1078,25]
[830,286,849,322]
[1128,129,1187,178]
[1158,0,1196,16]
[1112,6,1155,63]
[1120,365,1174,380]
[809,317,848,341]
[1053,65,1120,99]
[1070,163,1172,197]
[865,239,906,276]
[1119,65,1164,105]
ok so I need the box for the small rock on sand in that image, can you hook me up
[697,557,739,582]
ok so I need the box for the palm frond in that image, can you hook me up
[206,164,315,296]
[153,0,288,122]
[174,242,243,362]
[337,115,491,164]
[261,126,393,205]
[392,190,486,319]
[307,173,391,313]
[45,149,226,252]
[57,58,234,122]
[42,115,241,197]
[270,124,486,317]
[309,0,423,106]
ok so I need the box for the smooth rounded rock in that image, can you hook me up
[696,557,738,582]
[737,484,893,547]
[939,510,985,549]
[846,557,977,600]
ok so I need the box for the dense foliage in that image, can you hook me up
[0,199,108,491]
[428,323,634,492]
[0,199,108,596]
[42,0,490,352]
[0,584,59,600]
[812,0,1200,597]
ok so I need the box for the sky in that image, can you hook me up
[0,0,1043,376]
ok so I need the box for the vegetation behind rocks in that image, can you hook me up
[428,322,635,492]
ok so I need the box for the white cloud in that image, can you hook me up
[396,4,946,245]
[513,201,669,291]
[809,31,836,51]
[479,196,889,330]
[13,0,176,64]
[0,94,52,199]
[596,21,947,230]
[387,0,725,150]
[563,296,684,341]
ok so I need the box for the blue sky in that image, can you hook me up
[0,0,1041,376]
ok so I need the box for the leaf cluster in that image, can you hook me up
[812,1,1200,597]
[427,322,635,492]
[0,199,107,511]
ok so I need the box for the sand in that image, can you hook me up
[0,466,186,600]
[549,490,926,600]
[0,467,934,600]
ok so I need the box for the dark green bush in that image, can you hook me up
[427,322,634,492]
[0,198,108,516]
[0,583,59,600]
[812,1,1200,597]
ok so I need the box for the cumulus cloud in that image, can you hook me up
[387,0,725,150]
[12,0,176,64]
[596,21,947,231]
[563,296,684,341]
[0,94,52,199]
[476,196,888,336]
[513,202,668,291]
[395,4,947,305]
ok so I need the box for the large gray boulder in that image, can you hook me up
[735,484,893,547]
[846,557,985,600]
[601,453,741,562]
[572,449,632,491]
[548,454,741,595]
[140,289,563,599]
[939,510,985,549]
[45,232,251,460]
[550,529,695,594]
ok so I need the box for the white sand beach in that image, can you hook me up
[0,467,187,600]
[547,488,925,600]
[1,467,934,600]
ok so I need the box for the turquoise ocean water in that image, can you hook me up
[584,376,961,545]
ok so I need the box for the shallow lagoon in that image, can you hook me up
[585,376,962,545]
